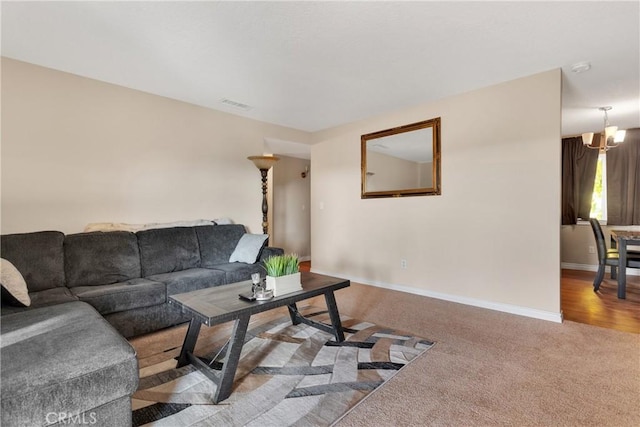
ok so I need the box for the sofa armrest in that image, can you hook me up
[259,246,284,262]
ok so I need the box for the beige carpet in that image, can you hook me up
[307,283,640,427]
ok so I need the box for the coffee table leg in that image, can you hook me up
[287,303,301,325]
[324,291,345,342]
[177,318,202,368]
[213,313,251,403]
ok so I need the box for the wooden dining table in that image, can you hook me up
[610,230,640,299]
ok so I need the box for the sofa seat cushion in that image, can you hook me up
[137,227,201,276]
[1,287,80,316]
[104,304,192,339]
[147,268,226,298]
[0,231,66,292]
[31,287,79,307]
[0,302,138,427]
[210,263,265,284]
[70,278,165,315]
[64,231,142,287]
[195,224,246,267]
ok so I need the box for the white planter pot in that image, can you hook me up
[265,272,302,296]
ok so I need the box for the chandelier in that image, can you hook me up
[582,106,626,151]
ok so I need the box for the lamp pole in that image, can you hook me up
[259,168,269,234]
[247,156,280,235]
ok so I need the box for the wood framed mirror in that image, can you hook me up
[361,117,441,198]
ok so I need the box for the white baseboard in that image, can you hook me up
[311,269,563,323]
[561,262,640,276]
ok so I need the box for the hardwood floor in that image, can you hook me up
[561,268,640,334]
[299,260,311,272]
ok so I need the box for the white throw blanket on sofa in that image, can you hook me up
[83,218,233,233]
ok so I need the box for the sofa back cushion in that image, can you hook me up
[195,224,246,267]
[0,231,65,292]
[64,231,142,287]
[137,227,201,276]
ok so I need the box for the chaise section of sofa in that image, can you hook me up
[1,301,138,426]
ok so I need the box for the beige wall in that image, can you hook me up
[311,69,562,318]
[272,155,311,259]
[1,58,310,234]
[2,58,564,319]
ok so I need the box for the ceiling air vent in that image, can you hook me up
[220,98,252,111]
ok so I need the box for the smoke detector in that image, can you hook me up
[570,62,591,73]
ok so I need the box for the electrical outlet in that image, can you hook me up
[400,259,408,269]
[588,246,596,254]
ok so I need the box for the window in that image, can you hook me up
[589,152,607,222]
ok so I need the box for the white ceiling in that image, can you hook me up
[2,1,639,138]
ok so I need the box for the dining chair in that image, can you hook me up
[589,218,640,291]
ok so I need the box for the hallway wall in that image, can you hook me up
[271,155,311,259]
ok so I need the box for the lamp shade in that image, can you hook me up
[248,155,280,170]
[604,125,618,142]
[614,130,626,143]
[582,132,594,146]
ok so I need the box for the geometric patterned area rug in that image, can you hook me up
[132,308,434,426]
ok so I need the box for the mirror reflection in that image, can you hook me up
[361,118,441,198]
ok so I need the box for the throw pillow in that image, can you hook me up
[0,258,31,307]
[229,234,269,264]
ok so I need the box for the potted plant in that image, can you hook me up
[263,254,301,296]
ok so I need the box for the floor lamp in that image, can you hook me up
[247,155,280,235]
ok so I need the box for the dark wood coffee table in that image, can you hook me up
[168,271,350,403]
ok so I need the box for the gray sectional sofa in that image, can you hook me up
[1,302,138,426]
[1,223,283,426]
